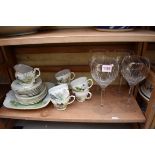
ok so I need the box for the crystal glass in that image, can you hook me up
[114,49,134,93]
[121,55,150,101]
[90,52,119,107]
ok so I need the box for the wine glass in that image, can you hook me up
[90,53,119,107]
[114,49,134,93]
[121,55,150,101]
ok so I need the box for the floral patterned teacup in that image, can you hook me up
[55,69,75,84]
[14,64,40,85]
[70,77,93,92]
[48,83,75,110]
[73,89,92,102]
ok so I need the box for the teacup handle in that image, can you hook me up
[68,95,75,104]
[33,68,40,79]
[87,79,93,89]
[70,72,75,81]
[86,92,92,100]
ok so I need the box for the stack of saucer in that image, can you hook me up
[11,64,47,105]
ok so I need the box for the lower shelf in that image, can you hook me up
[0,86,145,123]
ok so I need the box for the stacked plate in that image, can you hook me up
[3,64,56,110]
[11,77,47,105]
[3,82,54,110]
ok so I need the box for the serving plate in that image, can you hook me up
[138,87,150,101]
[138,80,153,102]
[3,82,54,110]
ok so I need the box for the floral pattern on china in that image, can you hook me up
[14,64,40,85]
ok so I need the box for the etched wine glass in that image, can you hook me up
[90,53,119,107]
[114,49,133,93]
[121,55,150,101]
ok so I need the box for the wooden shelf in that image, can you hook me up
[1,28,155,46]
[0,86,145,123]
[147,70,155,85]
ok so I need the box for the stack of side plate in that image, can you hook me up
[15,85,47,105]
[11,77,48,106]
[11,78,43,97]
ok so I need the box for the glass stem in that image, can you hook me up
[118,75,123,93]
[128,86,134,102]
[101,87,105,107]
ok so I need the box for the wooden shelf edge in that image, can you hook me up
[1,29,155,46]
[0,86,145,123]
[0,112,145,123]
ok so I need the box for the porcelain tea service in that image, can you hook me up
[14,64,40,86]
[48,74,93,109]
[4,63,94,110]
[48,84,75,110]
[53,69,93,105]
[9,64,48,107]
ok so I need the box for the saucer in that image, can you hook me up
[3,82,54,110]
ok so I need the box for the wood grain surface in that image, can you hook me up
[0,28,155,46]
[0,86,145,123]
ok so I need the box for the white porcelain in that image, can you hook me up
[17,83,45,97]
[70,77,93,92]
[51,95,75,110]
[3,82,52,110]
[48,83,69,99]
[48,83,75,110]
[73,89,92,102]
[14,64,40,85]
[11,77,43,96]
[15,85,47,105]
[55,69,75,84]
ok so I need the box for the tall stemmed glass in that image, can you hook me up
[114,49,133,93]
[121,55,150,101]
[90,53,119,107]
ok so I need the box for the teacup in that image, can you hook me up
[48,84,75,110]
[73,89,92,102]
[14,64,40,85]
[70,77,93,92]
[55,69,75,84]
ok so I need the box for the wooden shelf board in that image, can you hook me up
[0,86,145,123]
[0,29,155,46]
